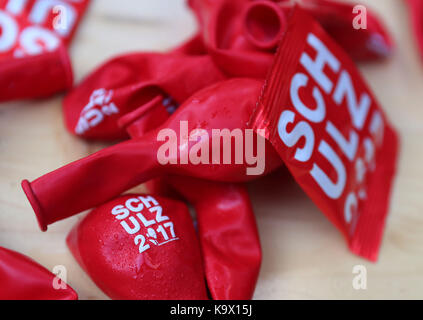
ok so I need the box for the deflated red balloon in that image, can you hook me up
[188,0,393,77]
[0,246,77,300]
[189,0,274,78]
[0,0,90,102]
[164,177,262,300]
[0,45,73,102]
[249,8,399,261]
[67,194,208,300]
[64,51,225,140]
[22,78,282,231]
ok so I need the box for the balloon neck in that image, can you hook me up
[118,95,169,139]
[242,1,287,50]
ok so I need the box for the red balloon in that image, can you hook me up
[0,247,77,300]
[0,0,90,102]
[22,78,282,231]
[67,194,208,300]
[188,0,394,78]
[63,51,225,140]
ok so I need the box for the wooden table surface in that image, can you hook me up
[0,0,422,300]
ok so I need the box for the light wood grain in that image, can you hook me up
[0,0,422,300]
